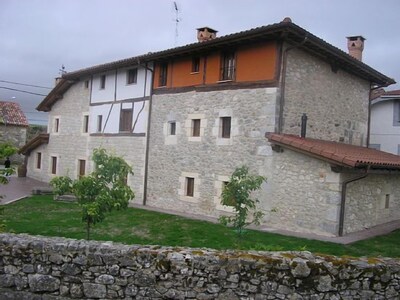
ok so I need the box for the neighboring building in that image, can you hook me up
[20,18,400,238]
[370,89,400,154]
[0,101,28,163]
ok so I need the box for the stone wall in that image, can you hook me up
[1,234,400,300]
[283,47,370,146]
[147,87,277,218]
[0,125,27,164]
[344,173,400,234]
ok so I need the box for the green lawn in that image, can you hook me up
[2,195,400,257]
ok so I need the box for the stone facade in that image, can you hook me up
[265,148,342,236]
[26,81,147,203]
[0,125,27,164]
[1,234,400,299]
[283,47,370,146]
[147,87,277,217]
[344,173,400,234]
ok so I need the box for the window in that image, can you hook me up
[54,118,60,133]
[127,68,138,85]
[83,115,89,133]
[393,101,400,126]
[36,152,42,169]
[221,117,231,138]
[220,51,236,81]
[192,57,200,73]
[97,115,103,133]
[119,109,133,132]
[84,80,89,89]
[51,156,57,175]
[192,119,201,137]
[159,62,168,87]
[78,160,86,177]
[100,75,106,89]
[186,177,194,197]
[385,194,390,209]
[169,121,176,136]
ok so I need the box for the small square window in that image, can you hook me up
[127,68,138,84]
[100,75,106,89]
[97,115,103,133]
[192,119,201,137]
[36,152,42,169]
[192,57,200,73]
[221,117,231,138]
[169,122,176,135]
[186,177,194,197]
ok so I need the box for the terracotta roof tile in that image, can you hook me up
[0,101,29,127]
[266,133,400,169]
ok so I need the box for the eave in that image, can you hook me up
[19,133,49,155]
[36,79,75,112]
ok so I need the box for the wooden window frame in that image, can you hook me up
[192,119,201,137]
[119,108,133,132]
[100,75,106,89]
[220,51,236,81]
[221,117,231,138]
[78,159,86,177]
[186,177,194,197]
[127,68,138,85]
[159,62,168,87]
[191,57,200,73]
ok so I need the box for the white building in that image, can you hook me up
[370,89,400,154]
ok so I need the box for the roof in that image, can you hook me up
[62,19,395,87]
[371,89,400,105]
[0,101,29,127]
[266,133,400,170]
[36,79,74,112]
[19,133,49,155]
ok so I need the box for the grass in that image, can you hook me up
[2,195,400,258]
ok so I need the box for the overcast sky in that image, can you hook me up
[1,0,399,125]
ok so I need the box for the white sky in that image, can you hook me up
[1,0,399,125]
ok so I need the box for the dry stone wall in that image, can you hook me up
[1,234,400,299]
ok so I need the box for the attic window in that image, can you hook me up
[220,51,235,81]
[100,75,106,89]
[192,57,200,73]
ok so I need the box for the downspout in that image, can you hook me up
[278,34,308,133]
[136,59,154,206]
[338,167,369,236]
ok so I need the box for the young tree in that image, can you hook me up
[219,166,266,235]
[51,148,134,240]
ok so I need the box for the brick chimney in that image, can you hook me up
[347,36,365,61]
[197,27,217,42]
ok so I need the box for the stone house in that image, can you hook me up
[369,89,400,154]
[20,19,399,237]
[0,101,28,164]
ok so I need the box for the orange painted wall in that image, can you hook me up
[153,41,278,89]
[170,57,204,87]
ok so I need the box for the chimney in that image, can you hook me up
[347,36,365,61]
[197,27,217,42]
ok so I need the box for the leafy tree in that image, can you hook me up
[50,148,134,239]
[219,166,266,235]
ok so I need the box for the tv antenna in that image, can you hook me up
[59,64,66,76]
[173,1,182,46]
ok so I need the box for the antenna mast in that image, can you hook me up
[173,1,181,46]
